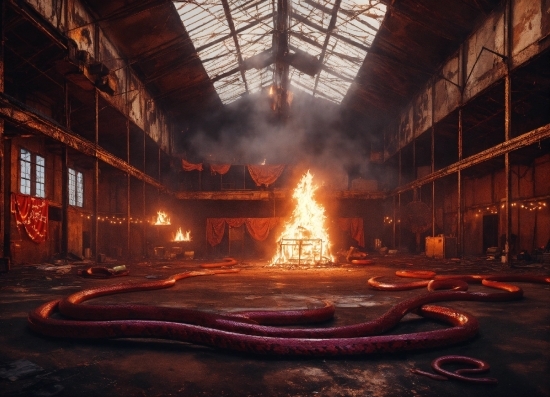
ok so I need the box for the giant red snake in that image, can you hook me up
[28,261,549,358]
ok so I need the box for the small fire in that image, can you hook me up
[173,227,191,242]
[154,211,171,225]
[272,171,332,265]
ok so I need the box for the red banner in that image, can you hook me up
[11,193,48,243]
[247,165,285,187]
[206,218,281,247]
[182,159,203,172]
[210,164,231,175]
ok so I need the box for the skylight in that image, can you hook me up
[175,0,386,105]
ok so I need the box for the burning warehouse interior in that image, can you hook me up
[0,0,549,395]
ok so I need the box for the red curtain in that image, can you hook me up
[206,218,226,247]
[210,164,231,175]
[10,193,48,243]
[182,159,203,172]
[206,218,280,246]
[245,218,280,241]
[247,165,285,187]
[337,218,365,247]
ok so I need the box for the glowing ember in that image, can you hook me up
[272,171,332,265]
[154,211,171,225]
[173,227,192,242]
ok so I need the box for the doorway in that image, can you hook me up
[482,214,499,252]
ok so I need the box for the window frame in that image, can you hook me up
[68,167,84,208]
[19,148,46,198]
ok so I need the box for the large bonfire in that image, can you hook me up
[272,171,332,265]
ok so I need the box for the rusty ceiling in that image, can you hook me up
[84,0,503,130]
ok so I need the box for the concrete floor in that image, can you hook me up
[0,254,549,397]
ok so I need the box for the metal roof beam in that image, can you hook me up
[220,0,249,93]
[195,12,274,53]
[291,12,370,52]
[313,0,342,95]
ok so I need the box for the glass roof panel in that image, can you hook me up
[214,74,246,103]
[315,70,347,102]
[174,0,386,105]
[245,66,273,92]
[289,66,315,95]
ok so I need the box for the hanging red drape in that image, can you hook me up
[182,159,203,172]
[206,218,226,247]
[10,193,48,243]
[247,165,285,187]
[206,218,280,246]
[245,218,280,241]
[210,164,231,175]
[337,218,365,247]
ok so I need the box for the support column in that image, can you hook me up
[142,130,146,258]
[126,118,131,259]
[61,146,68,255]
[392,195,396,248]
[431,80,436,237]
[2,139,11,261]
[457,42,466,258]
[0,0,5,260]
[458,108,463,257]
[503,0,513,266]
[92,90,99,260]
[397,193,402,249]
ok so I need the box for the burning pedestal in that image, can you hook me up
[278,238,323,265]
[271,171,333,266]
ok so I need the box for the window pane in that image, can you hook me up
[76,172,83,207]
[35,155,45,198]
[68,168,76,206]
[20,149,31,195]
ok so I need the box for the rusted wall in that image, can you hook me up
[25,0,66,32]
[434,52,461,123]
[461,154,550,255]
[385,0,546,156]
[25,0,173,153]
[413,86,432,138]
[463,210,483,255]
[463,9,506,101]
[399,106,413,148]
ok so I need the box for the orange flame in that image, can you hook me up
[272,171,332,265]
[154,211,171,225]
[173,227,192,242]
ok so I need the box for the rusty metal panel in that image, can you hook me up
[128,73,144,130]
[534,153,550,197]
[24,0,65,31]
[145,102,170,152]
[413,84,432,138]
[493,169,505,201]
[67,0,95,56]
[383,122,399,160]
[399,106,413,147]
[543,0,550,37]
[464,9,506,101]
[512,0,542,56]
[98,31,125,110]
[434,52,461,123]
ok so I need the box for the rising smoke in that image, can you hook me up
[181,88,374,189]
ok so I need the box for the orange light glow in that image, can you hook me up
[173,227,192,242]
[154,211,171,225]
[272,171,332,265]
